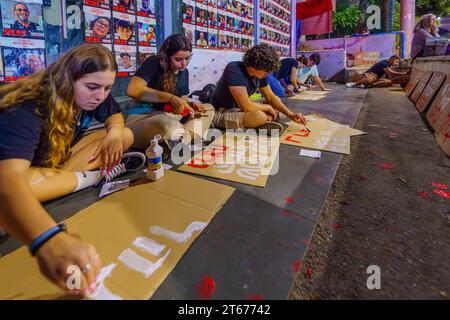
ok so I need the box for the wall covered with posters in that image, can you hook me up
[0,0,296,96]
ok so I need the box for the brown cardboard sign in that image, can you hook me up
[410,71,433,103]
[416,72,447,112]
[426,79,450,130]
[288,91,330,101]
[0,171,235,300]
[178,133,280,187]
[435,111,450,157]
[405,69,425,97]
[349,128,367,136]
[281,115,351,155]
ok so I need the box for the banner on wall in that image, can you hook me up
[136,0,155,18]
[113,11,136,45]
[0,37,45,82]
[112,0,135,14]
[114,44,136,76]
[1,0,44,39]
[0,50,4,82]
[83,0,111,10]
[84,5,112,44]
[137,15,156,46]
[259,0,291,56]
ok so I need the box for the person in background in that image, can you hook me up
[411,13,441,59]
[346,55,408,88]
[267,50,300,97]
[296,54,330,91]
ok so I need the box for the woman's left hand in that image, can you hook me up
[91,127,123,174]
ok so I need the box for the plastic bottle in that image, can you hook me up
[146,134,164,181]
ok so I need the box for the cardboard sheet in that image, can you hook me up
[281,114,351,154]
[410,71,433,103]
[178,132,280,187]
[426,78,450,130]
[0,171,235,300]
[405,69,425,97]
[288,91,330,101]
[416,72,446,112]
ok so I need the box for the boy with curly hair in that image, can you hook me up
[211,44,307,132]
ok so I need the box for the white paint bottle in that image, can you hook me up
[146,134,164,181]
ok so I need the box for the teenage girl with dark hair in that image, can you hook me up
[126,34,215,150]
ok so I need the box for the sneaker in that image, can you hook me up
[360,84,367,88]
[256,122,286,136]
[97,152,146,185]
[346,82,357,88]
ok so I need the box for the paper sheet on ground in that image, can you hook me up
[288,91,330,101]
[178,132,280,187]
[281,114,351,154]
[0,171,234,300]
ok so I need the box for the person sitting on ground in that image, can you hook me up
[210,44,307,132]
[411,13,441,59]
[126,34,215,153]
[346,55,408,88]
[296,54,330,91]
[267,50,300,97]
[0,44,140,297]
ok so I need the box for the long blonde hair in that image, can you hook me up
[414,14,438,33]
[0,44,117,168]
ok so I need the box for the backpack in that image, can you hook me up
[189,83,217,104]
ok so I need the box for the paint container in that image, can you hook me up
[146,134,164,181]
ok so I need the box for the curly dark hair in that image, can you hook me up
[243,44,281,73]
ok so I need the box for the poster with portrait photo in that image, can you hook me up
[241,35,250,50]
[182,0,195,25]
[0,37,45,82]
[114,44,136,77]
[1,0,44,39]
[138,45,156,67]
[217,10,226,30]
[208,6,217,29]
[207,0,218,7]
[218,30,228,49]
[226,34,234,49]
[83,0,111,10]
[217,0,228,11]
[225,14,234,32]
[136,0,154,18]
[113,11,136,45]
[137,15,156,47]
[0,50,4,82]
[183,22,195,46]
[195,26,208,48]
[233,33,241,50]
[84,6,112,44]
[112,0,135,14]
[195,3,208,28]
[208,29,218,48]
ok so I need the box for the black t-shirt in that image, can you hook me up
[134,55,190,110]
[211,61,269,110]
[0,94,121,167]
[272,58,298,80]
[366,60,390,78]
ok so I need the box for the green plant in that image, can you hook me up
[333,5,362,30]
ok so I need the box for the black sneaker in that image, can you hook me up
[256,122,287,136]
[97,152,146,185]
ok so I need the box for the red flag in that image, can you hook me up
[300,11,333,36]
[297,0,333,20]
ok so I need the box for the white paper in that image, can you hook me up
[299,149,322,159]
[99,179,130,198]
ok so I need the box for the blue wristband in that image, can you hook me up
[29,223,67,256]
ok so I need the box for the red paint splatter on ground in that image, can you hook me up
[306,268,314,278]
[281,210,290,217]
[357,175,368,182]
[196,276,216,299]
[389,132,398,139]
[298,193,305,199]
[332,223,343,230]
[378,162,395,170]
[247,294,265,300]
[432,182,448,190]
[285,197,294,204]
[314,176,327,186]
[417,191,433,201]
[293,260,302,273]
[433,189,450,199]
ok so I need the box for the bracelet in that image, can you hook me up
[29,223,67,256]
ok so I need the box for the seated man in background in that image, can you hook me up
[211,44,307,133]
[267,50,300,97]
[346,55,408,88]
[296,54,330,91]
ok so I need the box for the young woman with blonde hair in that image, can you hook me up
[0,43,139,297]
[411,13,440,58]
